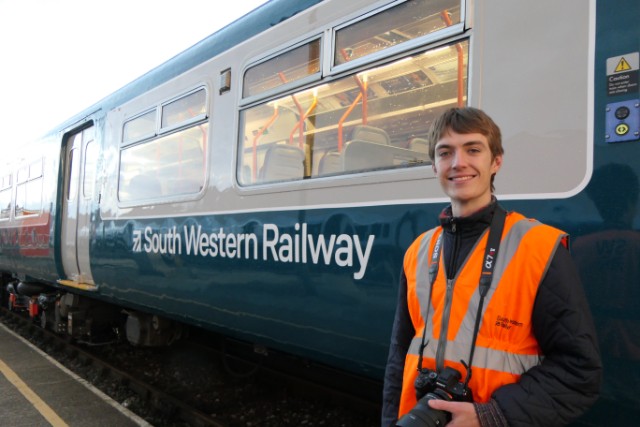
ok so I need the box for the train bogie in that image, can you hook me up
[124,311,184,347]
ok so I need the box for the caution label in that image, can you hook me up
[614,57,632,72]
[607,52,639,96]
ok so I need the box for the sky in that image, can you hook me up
[0,0,268,159]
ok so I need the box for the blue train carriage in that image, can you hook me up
[0,0,638,424]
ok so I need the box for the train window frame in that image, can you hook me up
[66,148,79,203]
[236,34,469,190]
[82,139,98,200]
[116,85,210,207]
[235,0,471,192]
[240,36,323,107]
[122,108,157,146]
[121,86,209,148]
[0,172,12,190]
[14,157,44,219]
[117,125,209,207]
[329,0,465,76]
[159,87,208,134]
[0,172,12,221]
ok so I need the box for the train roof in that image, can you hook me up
[51,0,323,136]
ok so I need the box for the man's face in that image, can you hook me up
[432,130,502,217]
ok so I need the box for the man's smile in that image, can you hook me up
[449,175,476,182]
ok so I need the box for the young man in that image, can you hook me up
[382,107,601,427]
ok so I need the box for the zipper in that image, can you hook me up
[435,219,461,371]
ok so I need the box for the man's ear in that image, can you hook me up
[432,163,437,174]
[492,154,503,173]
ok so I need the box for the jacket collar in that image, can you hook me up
[439,197,498,237]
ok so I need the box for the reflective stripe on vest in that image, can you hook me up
[398,212,567,416]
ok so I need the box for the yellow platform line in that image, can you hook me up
[0,358,70,427]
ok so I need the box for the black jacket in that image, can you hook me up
[382,202,602,427]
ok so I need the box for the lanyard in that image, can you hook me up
[418,206,507,385]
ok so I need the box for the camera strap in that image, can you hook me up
[465,206,506,385]
[418,205,507,386]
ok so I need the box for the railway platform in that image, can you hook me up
[0,323,148,427]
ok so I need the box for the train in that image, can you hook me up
[1,0,638,424]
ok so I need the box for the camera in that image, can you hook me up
[395,366,472,427]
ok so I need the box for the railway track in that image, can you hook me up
[0,307,224,426]
[0,306,380,426]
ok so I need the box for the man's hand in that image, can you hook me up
[427,400,480,427]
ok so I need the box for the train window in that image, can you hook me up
[161,88,207,131]
[118,123,208,203]
[123,109,156,145]
[118,87,209,205]
[334,0,462,67]
[0,173,12,190]
[238,39,468,186]
[0,173,11,220]
[29,158,43,179]
[15,158,43,217]
[67,148,80,202]
[83,140,98,199]
[243,38,321,100]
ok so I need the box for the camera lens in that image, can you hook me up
[395,390,452,427]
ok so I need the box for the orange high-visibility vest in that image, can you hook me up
[398,212,568,417]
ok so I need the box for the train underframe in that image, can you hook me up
[1,274,184,347]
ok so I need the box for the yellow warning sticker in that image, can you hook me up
[615,57,632,73]
[607,52,638,75]
[607,52,639,96]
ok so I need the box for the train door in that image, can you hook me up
[59,126,96,288]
